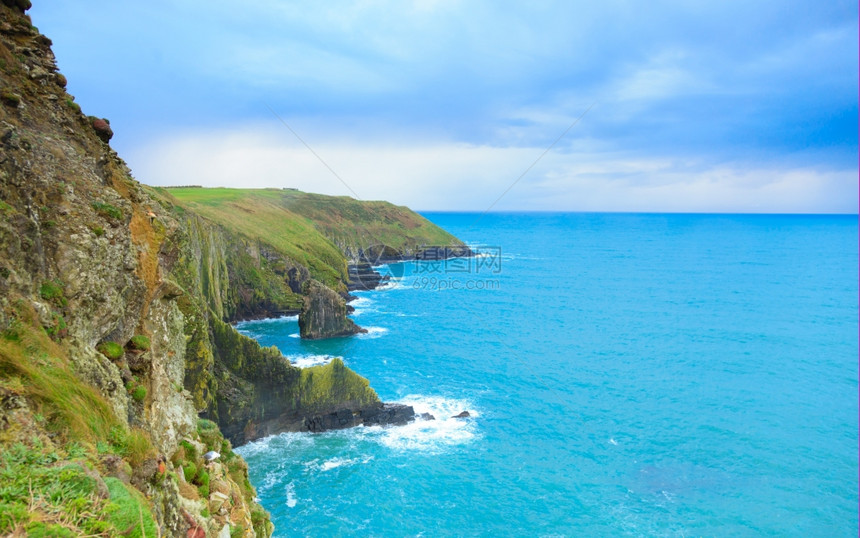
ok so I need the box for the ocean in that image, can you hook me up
[235,213,858,536]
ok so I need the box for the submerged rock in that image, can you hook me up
[299,279,365,339]
[452,411,471,419]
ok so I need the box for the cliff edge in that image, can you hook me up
[0,2,464,536]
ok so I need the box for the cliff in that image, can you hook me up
[298,279,364,339]
[0,2,463,536]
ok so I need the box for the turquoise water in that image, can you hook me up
[235,213,858,536]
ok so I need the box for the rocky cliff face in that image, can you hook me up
[0,2,419,536]
[299,279,365,339]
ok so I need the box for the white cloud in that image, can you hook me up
[126,124,857,213]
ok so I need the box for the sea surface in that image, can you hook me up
[235,213,858,537]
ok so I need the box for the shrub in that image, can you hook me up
[64,98,81,114]
[197,418,217,432]
[91,201,122,220]
[96,341,123,360]
[90,225,105,237]
[39,280,66,306]
[179,440,198,461]
[182,462,197,482]
[128,335,150,351]
[130,385,146,402]
[44,312,67,340]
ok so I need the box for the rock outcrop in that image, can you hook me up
[305,403,417,432]
[299,279,365,339]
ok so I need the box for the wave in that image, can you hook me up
[285,481,297,508]
[358,327,388,339]
[349,296,375,316]
[235,315,298,330]
[374,280,410,291]
[303,455,373,473]
[368,394,480,453]
[235,395,480,458]
[286,354,337,368]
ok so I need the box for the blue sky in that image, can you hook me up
[31,1,858,212]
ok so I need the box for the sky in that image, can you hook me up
[30,1,858,212]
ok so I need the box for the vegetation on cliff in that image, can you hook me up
[163,187,464,287]
[0,1,464,535]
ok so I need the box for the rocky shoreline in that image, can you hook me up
[347,245,476,291]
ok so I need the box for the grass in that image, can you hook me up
[123,429,154,467]
[298,358,378,413]
[39,279,66,307]
[91,201,122,221]
[103,477,158,538]
[130,385,146,402]
[128,335,150,351]
[160,187,463,289]
[0,305,121,444]
[0,442,113,536]
[163,188,346,287]
[63,98,80,114]
[96,341,123,360]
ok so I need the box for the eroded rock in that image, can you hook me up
[298,279,364,339]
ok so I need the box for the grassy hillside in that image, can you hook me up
[157,188,463,285]
[154,187,348,288]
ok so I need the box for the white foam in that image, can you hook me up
[349,296,375,316]
[374,280,409,291]
[288,333,300,338]
[349,296,373,308]
[235,430,315,459]
[304,456,364,472]
[358,327,388,339]
[321,457,355,471]
[285,482,297,508]
[369,394,480,453]
[286,354,336,368]
[235,315,298,329]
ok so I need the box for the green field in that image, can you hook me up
[156,187,463,286]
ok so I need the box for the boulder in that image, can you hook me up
[360,403,416,427]
[91,117,113,143]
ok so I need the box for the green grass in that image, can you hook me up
[64,98,80,114]
[160,187,463,289]
[130,385,146,402]
[91,201,123,221]
[0,442,113,536]
[103,477,158,538]
[39,279,66,307]
[298,357,378,413]
[128,334,151,351]
[0,306,121,444]
[97,341,123,360]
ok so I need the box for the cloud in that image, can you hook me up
[31,0,858,212]
[127,124,857,213]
